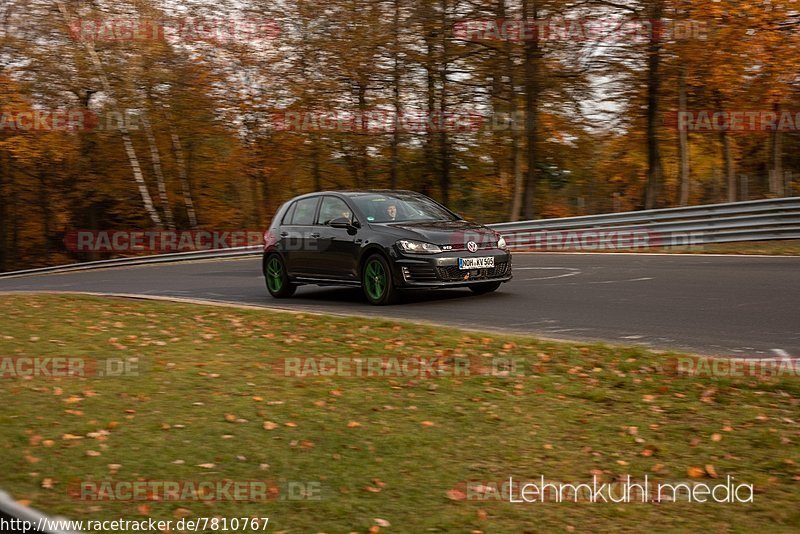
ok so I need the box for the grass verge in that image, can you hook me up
[0,294,798,533]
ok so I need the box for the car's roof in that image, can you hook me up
[289,190,424,201]
[328,189,421,197]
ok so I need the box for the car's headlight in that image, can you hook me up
[497,236,508,250]
[397,240,442,254]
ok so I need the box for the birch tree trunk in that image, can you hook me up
[170,130,198,228]
[56,1,162,228]
[141,112,175,229]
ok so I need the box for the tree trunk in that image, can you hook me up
[141,112,175,229]
[0,152,6,271]
[421,18,438,199]
[438,0,450,206]
[770,102,784,197]
[311,134,322,191]
[522,0,540,219]
[390,0,402,189]
[356,80,369,188]
[170,130,198,228]
[501,0,524,221]
[56,1,162,228]
[720,128,736,202]
[644,0,664,210]
[678,66,690,206]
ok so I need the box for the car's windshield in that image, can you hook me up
[350,194,458,223]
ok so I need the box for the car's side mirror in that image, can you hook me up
[329,217,354,229]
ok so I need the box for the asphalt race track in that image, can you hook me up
[1,253,798,357]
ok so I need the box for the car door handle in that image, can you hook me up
[310,233,321,238]
[280,232,289,237]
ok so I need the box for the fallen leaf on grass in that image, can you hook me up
[196,463,215,469]
[262,421,278,430]
[347,421,362,428]
[446,489,466,501]
[687,466,705,478]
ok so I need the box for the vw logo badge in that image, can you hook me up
[467,241,478,253]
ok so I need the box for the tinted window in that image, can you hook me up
[290,197,319,225]
[350,194,457,223]
[318,196,353,225]
[281,202,296,224]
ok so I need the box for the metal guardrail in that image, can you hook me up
[496,197,800,250]
[0,490,81,534]
[0,197,798,279]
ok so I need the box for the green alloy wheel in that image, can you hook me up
[264,254,296,298]
[362,255,397,305]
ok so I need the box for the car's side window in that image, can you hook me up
[281,202,296,225]
[290,197,319,226]
[318,196,353,225]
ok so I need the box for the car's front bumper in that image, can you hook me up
[390,249,512,289]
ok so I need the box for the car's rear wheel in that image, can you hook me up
[264,254,296,298]
[469,281,502,295]
[362,254,397,305]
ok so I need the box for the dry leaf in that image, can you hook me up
[262,421,278,430]
[197,463,215,469]
[705,464,718,478]
[687,466,705,478]
[446,489,466,501]
[347,421,362,428]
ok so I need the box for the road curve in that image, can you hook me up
[1,253,798,357]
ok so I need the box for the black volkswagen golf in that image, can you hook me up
[262,190,512,305]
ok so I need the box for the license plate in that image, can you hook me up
[458,257,494,270]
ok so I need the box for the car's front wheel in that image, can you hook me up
[362,254,398,305]
[264,254,296,298]
[469,281,502,295]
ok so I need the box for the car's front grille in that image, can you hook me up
[437,261,510,282]
[447,241,499,251]
[402,265,439,282]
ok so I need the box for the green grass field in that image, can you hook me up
[0,294,798,533]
